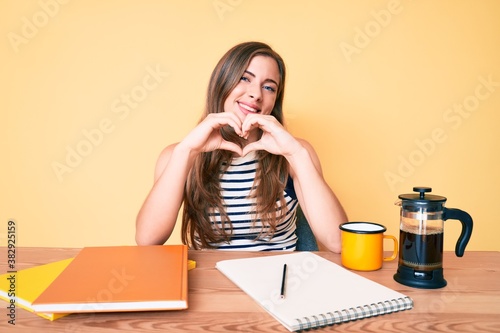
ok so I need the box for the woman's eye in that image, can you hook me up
[264,85,276,92]
[240,76,250,82]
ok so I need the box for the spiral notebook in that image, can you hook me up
[216,252,413,331]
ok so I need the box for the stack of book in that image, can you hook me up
[0,245,191,321]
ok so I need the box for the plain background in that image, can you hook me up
[1,0,499,250]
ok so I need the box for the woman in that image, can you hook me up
[136,41,347,252]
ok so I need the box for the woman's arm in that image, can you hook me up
[135,143,194,245]
[287,139,347,253]
[135,113,244,245]
[241,114,347,253]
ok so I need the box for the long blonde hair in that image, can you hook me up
[181,42,288,249]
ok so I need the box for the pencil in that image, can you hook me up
[280,263,287,299]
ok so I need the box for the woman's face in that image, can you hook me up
[223,55,280,123]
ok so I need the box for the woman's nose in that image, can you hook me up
[247,84,262,100]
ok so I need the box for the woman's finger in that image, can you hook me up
[219,141,244,156]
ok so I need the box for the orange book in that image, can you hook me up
[32,245,188,313]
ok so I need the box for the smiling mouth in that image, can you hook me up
[238,102,260,113]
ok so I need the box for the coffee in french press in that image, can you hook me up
[394,187,473,289]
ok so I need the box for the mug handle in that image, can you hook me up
[383,235,398,261]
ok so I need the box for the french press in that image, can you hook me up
[393,187,473,289]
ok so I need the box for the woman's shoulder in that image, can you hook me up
[288,137,323,177]
[295,137,312,148]
[153,143,179,181]
[294,137,318,157]
[159,142,178,158]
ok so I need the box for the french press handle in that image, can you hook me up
[443,208,473,257]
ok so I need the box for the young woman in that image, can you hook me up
[136,41,347,252]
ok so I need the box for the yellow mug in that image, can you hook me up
[339,222,398,271]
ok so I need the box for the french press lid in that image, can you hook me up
[398,187,447,203]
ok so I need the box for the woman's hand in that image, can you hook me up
[178,113,244,156]
[241,114,302,157]
[240,113,347,253]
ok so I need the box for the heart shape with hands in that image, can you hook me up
[187,113,301,159]
[217,114,300,158]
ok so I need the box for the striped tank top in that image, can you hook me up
[206,151,298,251]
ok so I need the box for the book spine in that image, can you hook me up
[295,296,413,330]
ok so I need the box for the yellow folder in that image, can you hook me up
[0,258,73,321]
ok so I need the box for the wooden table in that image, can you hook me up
[1,248,499,332]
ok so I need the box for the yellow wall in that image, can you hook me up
[1,0,499,251]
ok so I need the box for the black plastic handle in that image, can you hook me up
[443,207,474,257]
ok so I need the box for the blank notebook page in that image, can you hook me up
[216,252,412,331]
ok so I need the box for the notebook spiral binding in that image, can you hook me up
[295,296,413,331]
